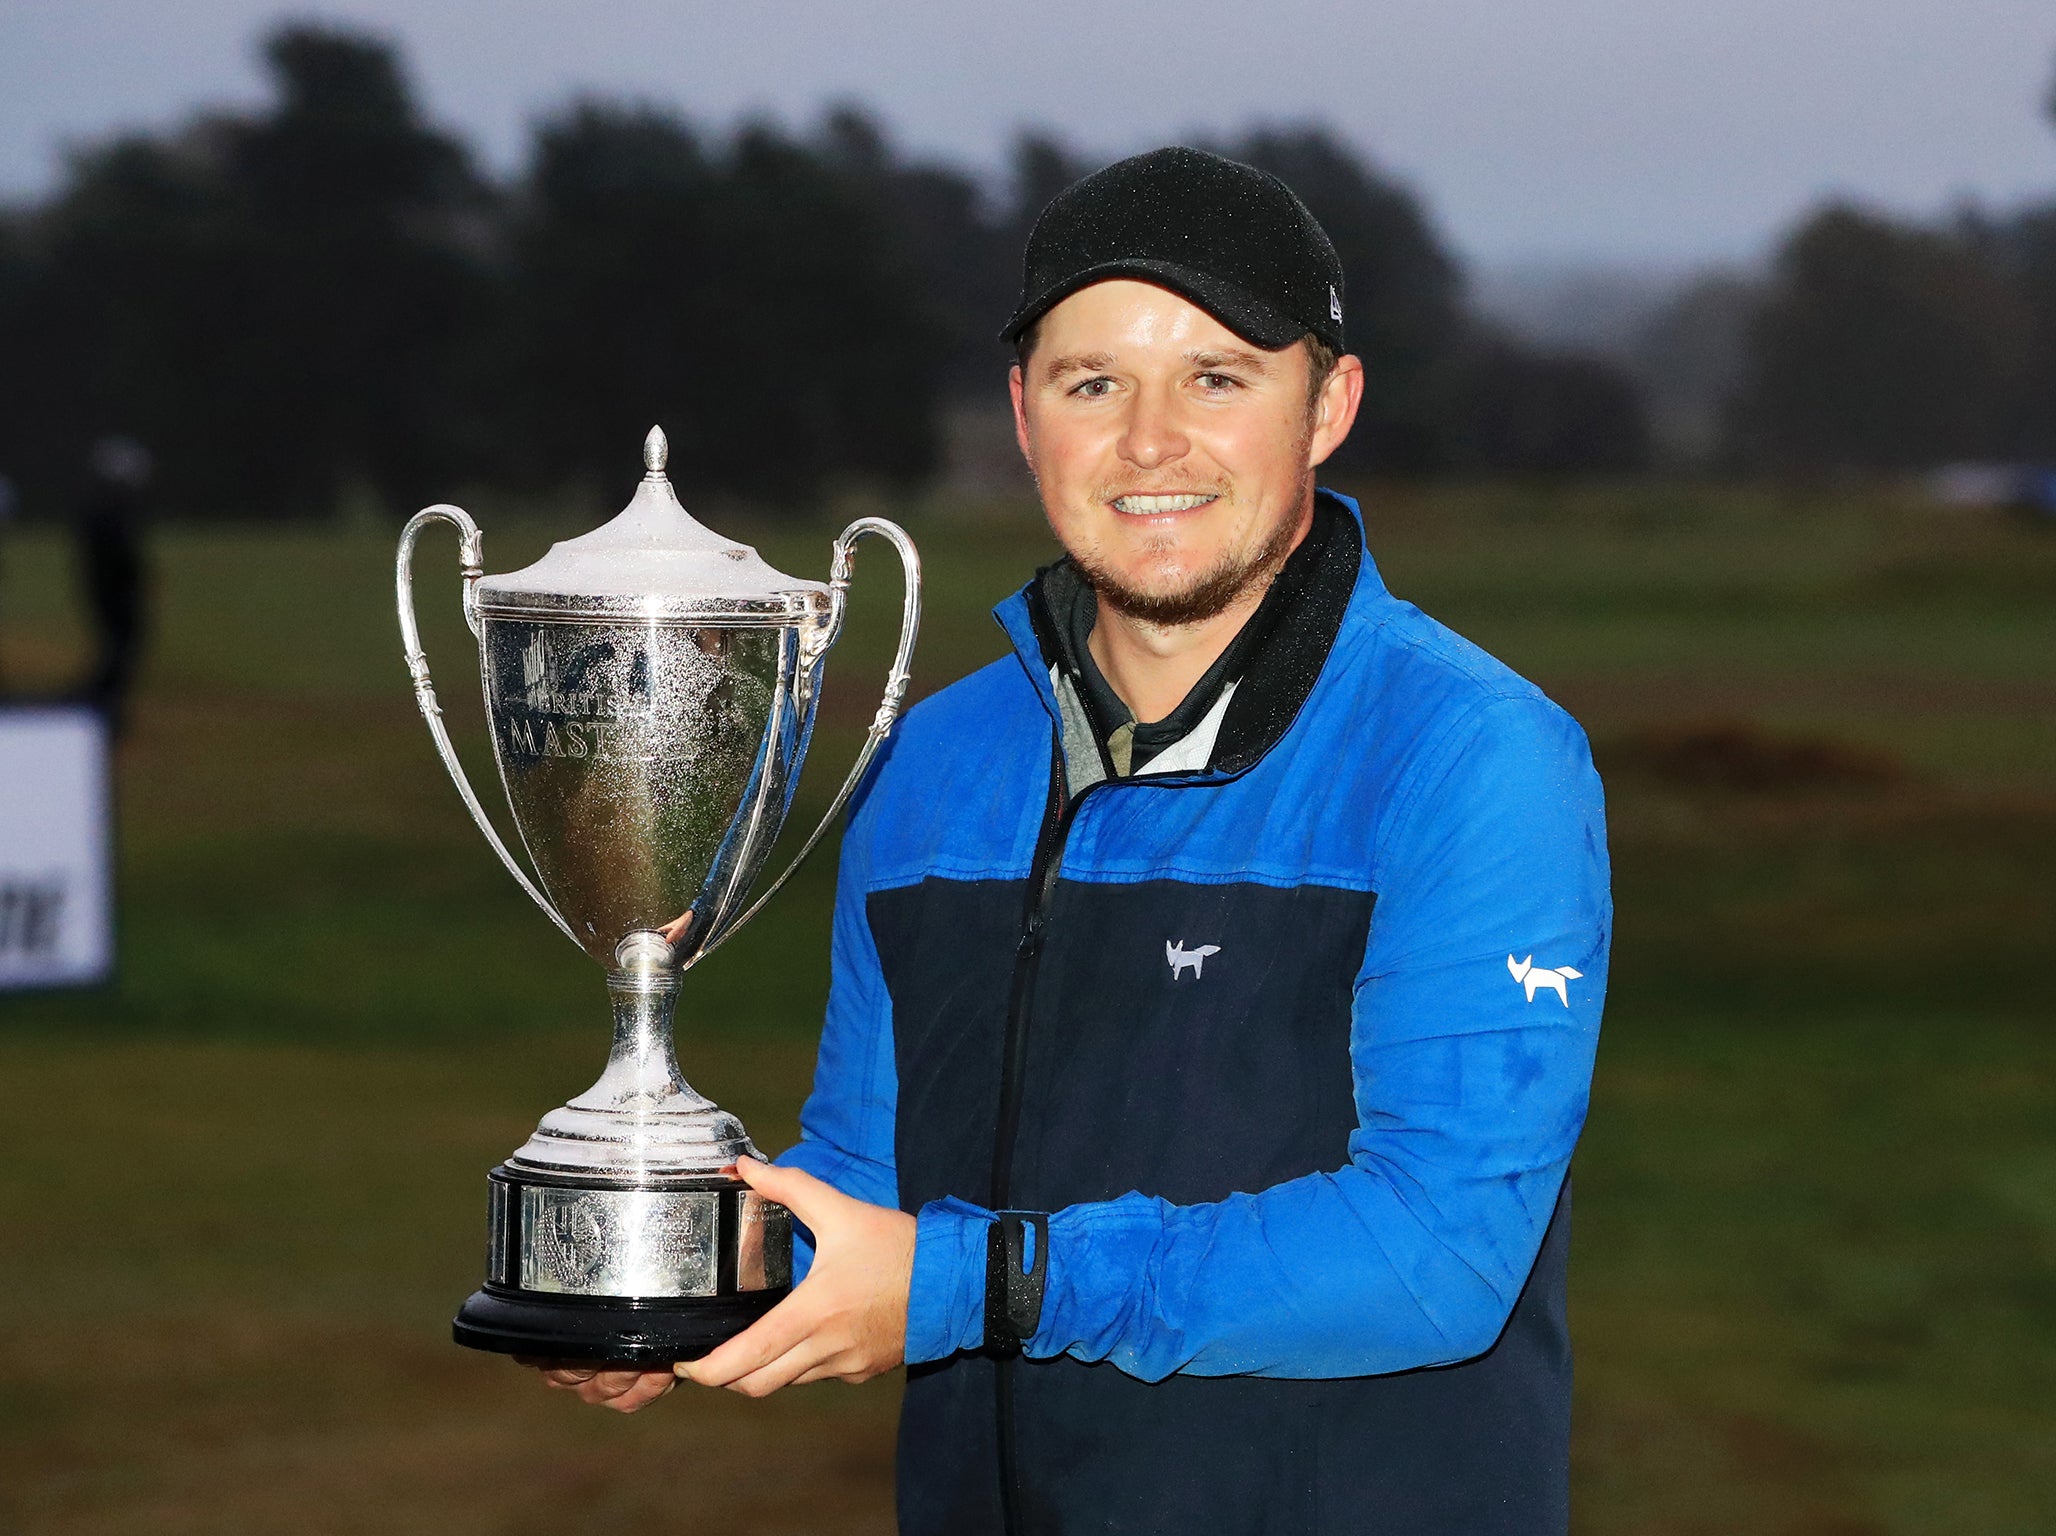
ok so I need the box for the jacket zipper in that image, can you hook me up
[991,731,1096,1535]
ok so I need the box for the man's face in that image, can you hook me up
[1010,279,1360,626]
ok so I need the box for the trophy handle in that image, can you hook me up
[397,505,582,950]
[690,516,921,967]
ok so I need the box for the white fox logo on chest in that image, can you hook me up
[1166,940,1221,980]
[1507,953,1582,1006]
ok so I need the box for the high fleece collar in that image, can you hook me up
[994,488,1386,781]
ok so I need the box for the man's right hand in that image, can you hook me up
[522,1359,676,1414]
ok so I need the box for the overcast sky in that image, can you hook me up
[2,1,2052,269]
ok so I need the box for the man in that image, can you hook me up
[541,147,1610,1535]
[73,436,154,736]
[0,473,15,693]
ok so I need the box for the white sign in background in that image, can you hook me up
[0,706,113,989]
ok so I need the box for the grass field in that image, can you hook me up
[1,483,2052,1535]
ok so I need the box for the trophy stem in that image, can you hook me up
[507,931,754,1178]
[599,934,699,1110]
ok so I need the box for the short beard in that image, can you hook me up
[1075,480,1311,628]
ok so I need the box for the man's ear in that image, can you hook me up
[1308,354,1366,469]
[1009,364,1033,463]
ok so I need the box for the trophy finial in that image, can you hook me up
[643,425,669,477]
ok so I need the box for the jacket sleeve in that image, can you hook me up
[774,781,899,1282]
[904,693,1609,1377]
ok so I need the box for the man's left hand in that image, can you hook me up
[676,1158,915,1397]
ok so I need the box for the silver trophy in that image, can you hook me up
[396,427,918,1362]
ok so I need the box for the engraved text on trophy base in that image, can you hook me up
[518,1186,720,1298]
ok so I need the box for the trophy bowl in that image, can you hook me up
[396,427,919,1363]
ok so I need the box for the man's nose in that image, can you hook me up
[1117,386,1189,470]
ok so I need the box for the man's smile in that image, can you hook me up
[1109,492,1219,515]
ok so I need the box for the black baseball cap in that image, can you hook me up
[1001,146,1346,355]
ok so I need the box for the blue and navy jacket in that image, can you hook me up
[781,490,1611,1536]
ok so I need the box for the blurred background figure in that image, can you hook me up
[73,435,152,734]
[0,472,16,692]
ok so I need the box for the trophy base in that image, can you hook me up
[454,1284,786,1364]
[454,1163,794,1365]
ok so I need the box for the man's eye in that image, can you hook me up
[1071,377,1116,398]
[1196,373,1241,391]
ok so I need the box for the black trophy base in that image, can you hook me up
[454,1162,796,1366]
[454,1283,787,1365]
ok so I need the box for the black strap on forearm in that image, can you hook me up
[983,1211,1049,1356]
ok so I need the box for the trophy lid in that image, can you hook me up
[474,427,832,623]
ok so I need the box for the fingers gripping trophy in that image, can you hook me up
[396,427,919,1363]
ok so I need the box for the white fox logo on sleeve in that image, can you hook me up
[1166,940,1221,980]
[1507,953,1582,1006]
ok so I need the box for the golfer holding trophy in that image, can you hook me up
[397,425,919,1364]
[397,147,1609,1536]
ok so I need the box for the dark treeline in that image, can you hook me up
[1630,64,2056,481]
[1720,197,2056,473]
[6,24,2053,518]
[0,24,1649,519]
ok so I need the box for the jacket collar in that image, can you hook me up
[994,487,1386,780]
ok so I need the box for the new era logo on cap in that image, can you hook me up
[1329,285,1343,324]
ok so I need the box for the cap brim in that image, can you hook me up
[1000,258,1307,351]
